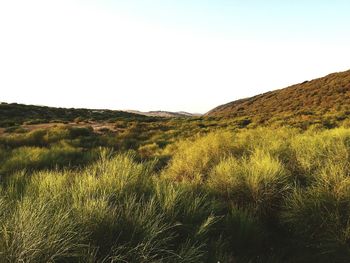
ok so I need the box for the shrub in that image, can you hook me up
[0,198,88,262]
[138,143,161,158]
[208,150,290,219]
[0,145,95,175]
[163,132,234,182]
[291,128,350,178]
[69,126,93,138]
[282,162,350,262]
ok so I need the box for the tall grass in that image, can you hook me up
[0,145,96,175]
[1,127,350,262]
[0,198,89,262]
[282,162,350,262]
[208,150,290,219]
[162,132,234,182]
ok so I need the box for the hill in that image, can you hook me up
[0,103,152,127]
[206,70,350,127]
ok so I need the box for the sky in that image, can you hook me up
[0,0,350,113]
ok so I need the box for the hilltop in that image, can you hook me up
[206,70,350,127]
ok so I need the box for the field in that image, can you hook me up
[1,108,350,263]
[1,0,349,260]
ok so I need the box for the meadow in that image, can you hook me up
[1,116,350,262]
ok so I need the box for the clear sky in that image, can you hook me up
[1,0,350,113]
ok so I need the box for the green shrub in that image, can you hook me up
[69,126,93,138]
[0,198,89,262]
[0,145,95,175]
[163,132,234,182]
[291,128,350,178]
[282,162,350,262]
[208,150,290,219]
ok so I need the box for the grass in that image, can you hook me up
[1,127,350,261]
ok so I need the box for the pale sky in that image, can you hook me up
[1,0,350,113]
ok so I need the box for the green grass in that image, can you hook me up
[1,127,350,261]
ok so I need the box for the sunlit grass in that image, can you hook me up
[1,127,350,261]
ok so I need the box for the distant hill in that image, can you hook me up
[206,70,350,127]
[126,110,202,118]
[0,103,150,127]
[3,69,350,129]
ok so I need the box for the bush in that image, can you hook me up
[163,132,234,182]
[291,128,350,178]
[0,144,95,175]
[281,162,350,262]
[208,150,290,219]
[0,198,89,262]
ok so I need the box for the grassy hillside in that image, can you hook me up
[207,70,350,127]
[2,70,350,262]
[0,103,153,127]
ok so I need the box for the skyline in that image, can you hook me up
[1,0,350,113]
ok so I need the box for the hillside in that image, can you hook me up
[0,103,151,127]
[206,70,350,126]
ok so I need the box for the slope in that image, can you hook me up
[206,70,350,126]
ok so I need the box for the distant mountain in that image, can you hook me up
[126,110,202,118]
[206,70,350,126]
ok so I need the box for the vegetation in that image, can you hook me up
[1,69,350,261]
[207,70,350,128]
[0,125,350,262]
[0,102,151,127]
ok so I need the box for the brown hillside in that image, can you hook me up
[206,70,350,125]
